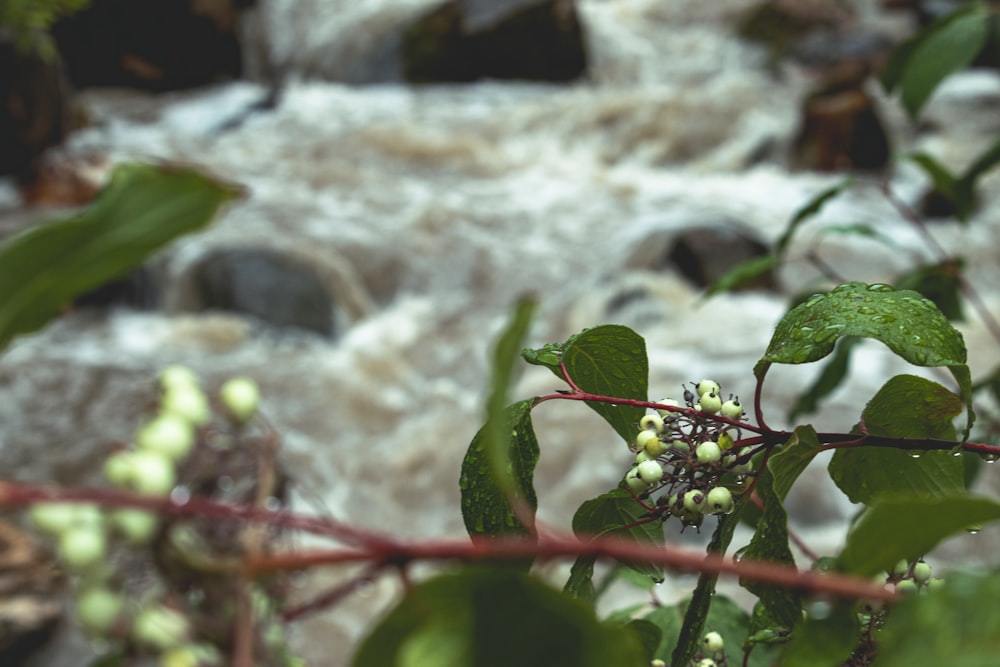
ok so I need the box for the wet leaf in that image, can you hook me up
[829,375,964,505]
[780,601,858,667]
[524,325,648,444]
[776,180,853,256]
[352,568,647,667]
[894,260,964,321]
[837,495,1000,578]
[0,162,241,353]
[570,489,664,584]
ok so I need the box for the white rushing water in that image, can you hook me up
[4,1,1000,664]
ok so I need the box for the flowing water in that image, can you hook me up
[3,1,1000,664]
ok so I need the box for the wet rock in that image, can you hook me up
[52,0,253,91]
[73,266,162,311]
[188,247,336,337]
[402,0,586,83]
[17,149,109,207]
[792,84,891,172]
[658,225,778,292]
[0,37,72,178]
[737,0,855,65]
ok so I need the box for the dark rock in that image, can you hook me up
[402,0,586,83]
[73,266,161,311]
[191,248,335,337]
[792,85,891,172]
[0,37,72,177]
[51,0,252,91]
[664,225,779,292]
[737,0,855,65]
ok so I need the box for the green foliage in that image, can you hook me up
[522,324,647,443]
[0,0,92,58]
[351,568,647,667]
[829,375,964,504]
[0,162,241,353]
[779,602,858,667]
[879,2,991,120]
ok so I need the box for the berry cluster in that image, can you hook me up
[623,380,756,531]
[26,367,302,667]
[649,631,726,667]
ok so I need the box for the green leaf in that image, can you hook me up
[894,260,965,321]
[351,568,647,667]
[897,5,991,119]
[647,595,776,667]
[0,162,241,353]
[837,494,1000,578]
[828,375,964,505]
[624,619,662,663]
[874,568,1000,667]
[779,602,858,667]
[563,555,597,603]
[524,325,648,444]
[739,426,821,630]
[460,400,539,541]
[755,282,974,440]
[702,255,777,299]
[788,336,859,421]
[776,181,853,256]
[484,298,537,501]
[571,489,664,583]
[908,152,958,204]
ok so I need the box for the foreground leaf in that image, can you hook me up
[352,569,647,667]
[755,282,974,439]
[523,324,648,443]
[837,495,1000,577]
[780,601,858,667]
[875,568,1000,667]
[0,162,241,353]
[829,375,964,505]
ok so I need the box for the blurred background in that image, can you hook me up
[2,0,999,664]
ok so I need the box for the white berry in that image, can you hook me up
[696,441,722,464]
[635,429,660,452]
[137,414,195,462]
[721,398,743,419]
[129,451,177,496]
[656,398,680,419]
[697,659,717,667]
[59,526,107,572]
[696,380,720,396]
[77,587,124,636]
[103,451,135,487]
[29,502,80,536]
[699,391,722,414]
[161,384,211,426]
[639,414,664,433]
[220,376,261,422]
[683,489,705,512]
[702,630,724,653]
[133,605,191,650]
[110,509,160,544]
[625,467,648,493]
[637,460,664,484]
[160,365,199,391]
[912,561,932,584]
[705,487,734,514]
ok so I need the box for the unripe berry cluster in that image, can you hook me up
[25,367,296,666]
[624,380,755,531]
[688,630,727,666]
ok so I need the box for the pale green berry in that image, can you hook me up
[625,468,648,493]
[133,605,191,650]
[720,398,742,419]
[128,450,177,496]
[220,376,261,422]
[697,657,717,667]
[29,502,80,536]
[928,578,945,591]
[892,559,909,577]
[731,447,754,474]
[696,441,722,464]
[644,437,668,457]
[635,429,660,452]
[656,398,680,418]
[110,509,159,544]
[895,580,919,595]
[702,630,724,653]
[705,487,734,514]
[699,391,722,414]
[696,380,720,396]
[671,439,690,453]
[160,365,199,391]
[160,646,200,667]
[693,402,702,412]
[637,460,664,484]
[639,414,664,434]
[76,587,124,635]
[104,451,135,488]
[161,384,211,426]
[651,661,666,667]
[137,414,195,462]
[59,526,107,572]
[718,431,736,451]
[635,450,653,464]
[683,489,705,512]
[912,561,932,584]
